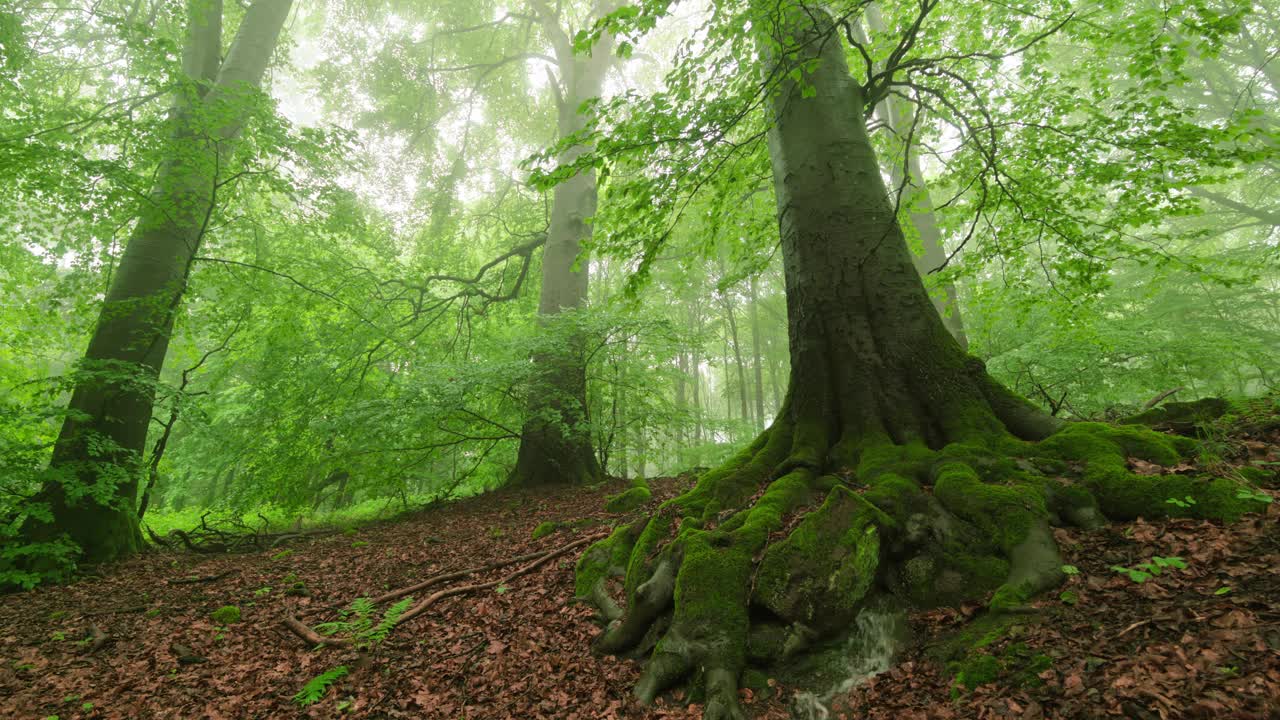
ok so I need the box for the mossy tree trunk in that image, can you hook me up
[509,0,616,487]
[574,6,1269,719]
[19,0,294,567]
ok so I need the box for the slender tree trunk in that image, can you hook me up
[509,0,616,486]
[748,276,765,428]
[721,331,733,432]
[723,297,751,427]
[691,303,703,444]
[20,0,293,565]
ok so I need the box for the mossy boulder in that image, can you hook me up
[606,484,652,513]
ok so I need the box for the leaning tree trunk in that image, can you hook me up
[573,6,1267,719]
[508,0,615,487]
[19,0,293,566]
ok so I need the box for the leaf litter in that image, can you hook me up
[2,425,1278,719]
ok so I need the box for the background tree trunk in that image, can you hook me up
[748,276,766,428]
[22,0,293,565]
[508,0,616,486]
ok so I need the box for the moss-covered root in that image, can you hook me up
[1039,423,1269,522]
[575,522,644,624]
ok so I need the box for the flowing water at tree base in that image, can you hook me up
[787,605,908,720]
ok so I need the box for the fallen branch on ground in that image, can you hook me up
[282,532,606,648]
[146,513,340,554]
[364,545,572,606]
[1143,386,1185,410]
[168,570,234,585]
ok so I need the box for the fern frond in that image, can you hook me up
[292,665,349,706]
[364,596,414,644]
[350,597,376,618]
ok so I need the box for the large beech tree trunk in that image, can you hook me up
[573,6,1265,719]
[508,0,614,486]
[18,0,293,567]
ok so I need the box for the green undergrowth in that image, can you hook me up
[144,488,490,546]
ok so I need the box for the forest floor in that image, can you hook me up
[1,427,1278,720]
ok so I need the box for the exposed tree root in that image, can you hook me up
[575,409,1270,719]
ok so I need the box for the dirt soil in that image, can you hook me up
[2,426,1278,720]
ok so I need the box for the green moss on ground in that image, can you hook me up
[210,605,241,624]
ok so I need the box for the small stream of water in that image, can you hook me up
[789,607,906,720]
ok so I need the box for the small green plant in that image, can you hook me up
[81,702,93,712]
[1165,495,1196,509]
[254,586,272,597]
[1059,590,1079,605]
[1111,556,1187,583]
[1236,487,1273,505]
[488,527,505,539]
[271,549,293,561]
[350,541,369,549]
[314,596,414,650]
[1060,564,1079,576]
[50,631,66,641]
[495,584,509,595]
[145,607,162,618]
[1214,586,1232,596]
[293,665,349,706]
[210,605,241,624]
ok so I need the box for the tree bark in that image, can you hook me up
[508,0,616,486]
[20,0,293,566]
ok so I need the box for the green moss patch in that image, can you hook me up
[605,485,652,513]
[753,486,888,630]
[210,605,241,624]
